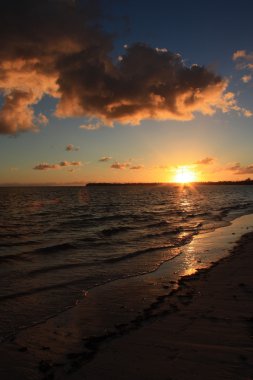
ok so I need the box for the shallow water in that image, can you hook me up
[0,184,253,337]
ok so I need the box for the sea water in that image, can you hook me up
[0,184,253,338]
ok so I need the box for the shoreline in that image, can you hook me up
[67,232,253,379]
[1,219,253,379]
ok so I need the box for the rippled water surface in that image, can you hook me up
[1,184,253,337]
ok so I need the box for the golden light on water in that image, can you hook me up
[173,166,197,184]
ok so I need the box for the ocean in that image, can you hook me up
[1,184,253,340]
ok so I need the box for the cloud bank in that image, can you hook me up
[0,1,248,135]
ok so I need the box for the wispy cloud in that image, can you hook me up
[99,156,112,162]
[129,165,144,170]
[195,157,215,165]
[227,162,253,174]
[111,162,130,169]
[79,122,102,130]
[33,163,60,171]
[65,144,79,151]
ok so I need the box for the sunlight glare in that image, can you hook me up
[174,166,196,184]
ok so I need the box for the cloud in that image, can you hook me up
[79,122,102,130]
[56,44,240,125]
[227,162,241,171]
[233,50,253,63]
[129,165,144,169]
[99,156,112,162]
[111,162,130,169]
[59,160,82,167]
[33,163,60,171]
[153,165,169,170]
[227,162,253,174]
[33,160,82,170]
[232,50,248,60]
[0,1,247,135]
[241,74,252,83]
[195,157,215,165]
[65,144,79,151]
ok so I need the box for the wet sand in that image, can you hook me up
[1,232,253,379]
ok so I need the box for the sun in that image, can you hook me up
[173,166,196,184]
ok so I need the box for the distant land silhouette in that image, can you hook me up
[86,178,253,186]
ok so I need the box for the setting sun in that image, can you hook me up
[173,166,197,183]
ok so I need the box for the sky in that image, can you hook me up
[1,0,253,184]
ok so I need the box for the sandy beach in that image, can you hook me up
[1,230,253,380]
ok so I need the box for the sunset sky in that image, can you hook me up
[1,0,253,184]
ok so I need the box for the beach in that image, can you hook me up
[1,227,253,379]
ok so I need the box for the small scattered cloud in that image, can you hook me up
[227,162,241,171]
[227,162,253,174]
[99,156,112,162]
[65,144,79,151]
[129,165,144,170]
[59,161,82,167]
[33,160,82,171]
[232,50,248,61]
[33,163,60,171]
[242,109,253,117]
[241,74,252,83]
[195,157,215,165]
[111,162,130,169]
[36,113,48,125]
[79,122,102,130]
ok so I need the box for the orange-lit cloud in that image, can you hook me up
[241,74,252,83]
[33,163,60,171]
[0,1,250,135]
[228,162,253,175]
[111,162,130,169]
[130,165,144,170]
[233,50,253,88]
[33,160,82,170]
[195,157,215,165]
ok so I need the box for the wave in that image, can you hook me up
[27,261,97,276]
[100,226,129,236]
[104,232,196,264]
[144,227,183,239]
[34,242,76,254]
[147,220,170,228]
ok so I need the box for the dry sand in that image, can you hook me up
[1,233,253,380]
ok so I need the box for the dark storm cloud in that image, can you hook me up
[0,0,244,135]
